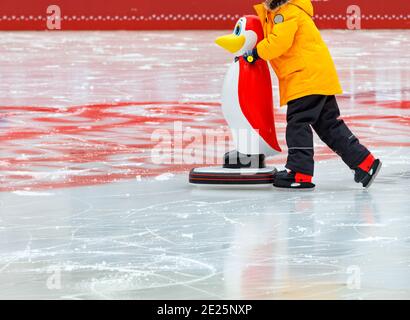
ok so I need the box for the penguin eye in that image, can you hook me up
[234,22,242,36]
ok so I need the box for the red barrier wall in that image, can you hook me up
[0,0,409,30]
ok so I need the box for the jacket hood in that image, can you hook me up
[255,0,314,18]
[290,0,314,17]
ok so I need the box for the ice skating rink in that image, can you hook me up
[0,30,409,299]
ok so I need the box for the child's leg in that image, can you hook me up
[311,96,370,169]
[285,95,327,176]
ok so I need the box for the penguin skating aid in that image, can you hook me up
[189,16,281,186]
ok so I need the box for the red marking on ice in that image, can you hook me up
[362,100,410,110]
[0,100,408,192]
[343,114,410,126]
[6,175,34,180]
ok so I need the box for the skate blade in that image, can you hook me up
[273,185,316,192]
[364,161,382,189]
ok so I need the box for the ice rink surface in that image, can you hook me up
[0,30,409,299]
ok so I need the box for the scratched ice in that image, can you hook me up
[0,30,409,299]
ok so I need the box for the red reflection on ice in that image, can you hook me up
[0,100,408,191]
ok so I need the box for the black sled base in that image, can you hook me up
[189,167,277,185]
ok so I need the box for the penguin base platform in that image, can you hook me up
[189,167,277,185]
[189,151,277,186]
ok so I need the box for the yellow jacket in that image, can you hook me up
[255,0,343,106]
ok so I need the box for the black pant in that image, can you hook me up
[285,95,370,176]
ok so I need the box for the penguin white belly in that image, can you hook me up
[221,61,276,156]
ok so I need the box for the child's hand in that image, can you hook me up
[243,49,259,64]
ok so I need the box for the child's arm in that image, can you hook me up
[256,19,298,61]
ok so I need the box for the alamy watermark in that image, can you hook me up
[346,265,362,290]
[46,265,62,290]
[150,122,262,166]
[347,5,362,30]
[47,5,61,30]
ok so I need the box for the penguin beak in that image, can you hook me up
[215,34,246,54]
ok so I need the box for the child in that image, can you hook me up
[244,0,382,189]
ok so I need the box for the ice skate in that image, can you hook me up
[273,170,315,189]
[354,155,382,189]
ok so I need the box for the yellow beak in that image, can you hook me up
[215,34,246,54]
